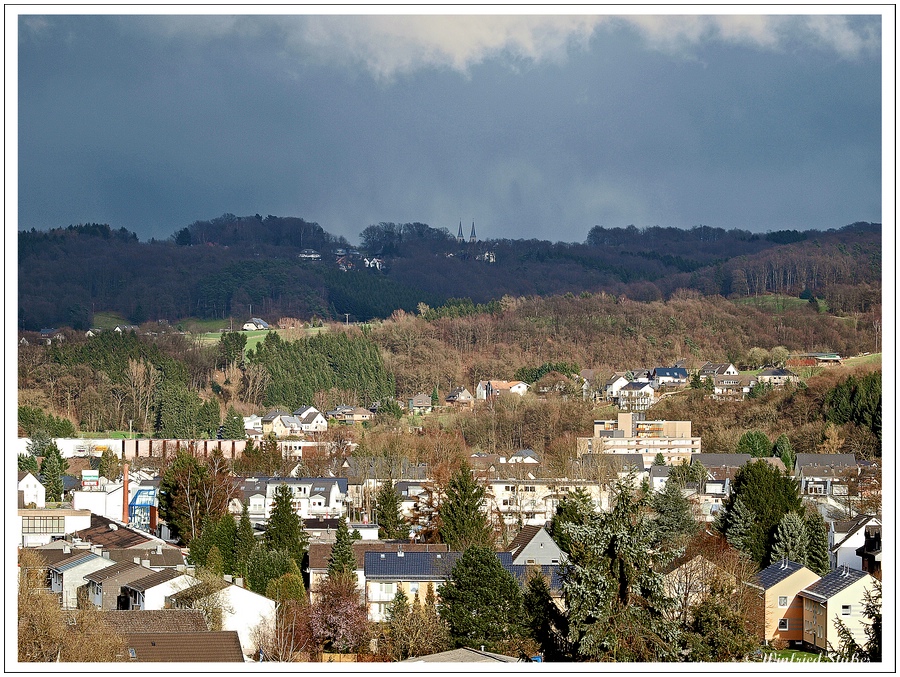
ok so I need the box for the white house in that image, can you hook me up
[799,567,877,652]
[18,472,46,508]
[167,580,276,657]
[293,406,328,433]
[120,569,198,610]
[263,478,349,521]
[475,380,529,400]
[830,514,881,570]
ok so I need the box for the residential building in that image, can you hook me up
[48,551,115,609]
[292,406,328,433]
[616,381,656,411]
[711,374,758,400]
[407,392,433,415]
[166,579,276,655]
[120,569,197,611]
[475,380,529,400]
[699,362,739,377]
[263,477,348,520]
[795,454,858,498]
[799,567,875,652]
[505,525,565,566]
[756,367,800,386]
[445,386,474,407]
[830,514,881,570]
[750,559,820,647]
[652,367,689,387]
[17,472,46,508]
[325,405,374,424]
[855,525,882,578]
[576,413,700,465]
[364,550,461,621]
[84,560,153,610]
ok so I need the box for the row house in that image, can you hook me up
[795,453,857,498]
[749,556,881,651]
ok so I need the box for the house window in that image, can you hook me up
[842,605,851,616]
[502,500,509,506]
[778,596,788,608]
[409,583,419,596]
[778,619,789,631]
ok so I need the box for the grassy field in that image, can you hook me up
[91,311,130,329]
[843,353,882,368]
[732,294,814,313]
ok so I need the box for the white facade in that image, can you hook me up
[18,472,46,508]
[17,508,92,547]
[127,574,197,611]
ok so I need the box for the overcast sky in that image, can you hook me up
[14,11,884,244]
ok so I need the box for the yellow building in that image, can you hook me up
[749,559,820,647]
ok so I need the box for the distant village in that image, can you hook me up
[16,351,881,663]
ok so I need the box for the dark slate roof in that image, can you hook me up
[496,551,563,592]
[306,541,450,571]
[123,568,185,592]
[795,453,858,469]
[693,453,752,468]
[649,465,672,479]
[261,409,291,422]
[620,381,654,391]
[102,609,208,634]
[755,559,810,590]
[124,631,244,662]
[758,367,797,377]
[26,546,81,567]
[581,453,646,471]
[800,567,869,601]
[364,550,461,580]
[653,367,688,379]
[49,551,103,572]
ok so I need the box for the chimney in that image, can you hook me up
[155,544,162,555]
[122,464,130,524]
[134,557,141,565]
[63,544,71,554]
[235,577,244,588]
[141,559,150,568]
[224,574,233,583]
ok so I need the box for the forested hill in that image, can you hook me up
[17,216,880,330]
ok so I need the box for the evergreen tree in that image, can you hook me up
[560,479,680,661]
[438,545,526,651]
[771,512,808,564]
[196,399,221,439]
[265,484,308,563]
[652,480,698,549]
[40,451,65,502]
[523,569,570,661]
[652,452,666,467]
[804,511,831,575]
[719,497,756,557]
[736,430,771,458]
[774,434,795,471]
[430,386,439,407]
[683,593,759,661]
[327,517,358,585]
[223,405,246,440]
[97,448,120,480]
[718,460,802,565]
[548,487,594,557]
[374,481,409,540]
[438,463,493,550]
[265,572,306,603]
[246,545,302,596]
[18,453,39,476]
[206,545,224,575]
[234,504,256,578]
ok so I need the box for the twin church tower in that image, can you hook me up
[456,220,477,244]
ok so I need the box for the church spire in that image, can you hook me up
[457,220,464,243]
[469,220,476,243]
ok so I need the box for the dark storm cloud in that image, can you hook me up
[16,13,882,244]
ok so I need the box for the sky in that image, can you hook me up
[12,9,887,245]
